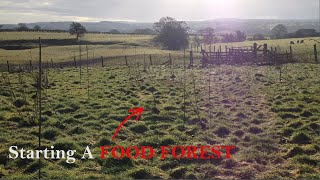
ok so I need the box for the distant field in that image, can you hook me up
[0,32,319,65]
[0,32,153,42]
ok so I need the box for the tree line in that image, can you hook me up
[1,19,319,51]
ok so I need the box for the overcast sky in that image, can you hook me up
[0,0,319,24]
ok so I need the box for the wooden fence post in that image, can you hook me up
[189,51,193,69]
[289,46,293,62]
[253,43,257,59]
[6,61,9,72]
[125,55,128,66]
[51,59,53,68]
[314,44,318,63]
[143,53,146,70]
[30,60,32,71]
[183,48,186,69]
[218,50,221,65]
[149,54,153,65]
[169,53,172,68]
[74,57,77,68]
[263,44,268,62]
[37,37,42,179]
[101,56,104,67]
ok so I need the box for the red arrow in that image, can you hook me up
[111,107,144,141]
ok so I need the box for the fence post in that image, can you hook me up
[125,55,128,66]
[289,46,293,62]
[314,44,318,63]
[253,43,257,59]
[274,47,278,63]
[143,53,146,70]
[74,57,77,68]
[169,53,172,68]
[7,61,9,73]
[263,44,268,62]
[29,60,32,71]
[189,51,193,69]
[101,56,104,67]
[209,44,212,63]
[149,54,153,65]
[218,50,221,65]
[37,37,42,179]
[183,48,186,69]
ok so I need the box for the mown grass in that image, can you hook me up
[0,61,319,179]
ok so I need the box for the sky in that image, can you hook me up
[0,0,319,24]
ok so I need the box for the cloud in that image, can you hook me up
[0,0,319,23]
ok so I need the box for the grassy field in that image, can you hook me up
[0,32,319,65]
[0,32,319,179]
[0,62,319,179]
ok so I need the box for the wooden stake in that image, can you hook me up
[314,44,318,63]
[149,54,153,65]
[38,37,42,180]
[101,56,104,67]
[6,61,9,73]
[125,55,128,66]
